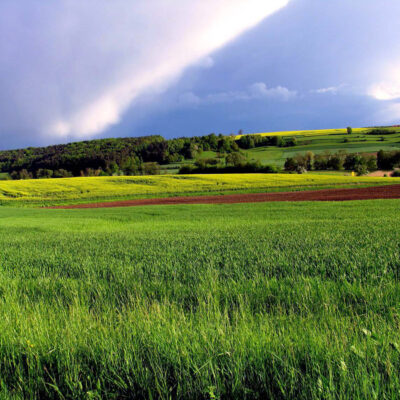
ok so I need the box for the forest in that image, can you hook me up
[1,129,399,179]
[0,133,289,179]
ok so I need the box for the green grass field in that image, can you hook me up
[163,127,400,171]
[0,200,400,398]
[0,173,398,206]
[242,127,400,167]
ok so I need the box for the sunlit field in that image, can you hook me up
[0,173,397,206]
[237,126,400,138]
[0,200,399,398]
[236,127,367,138]
[238,127,400,167]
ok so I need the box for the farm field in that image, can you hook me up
[160,127,400,172]
[0,200,400,398]
[236,127,368,138]
[0,173,398,206]
[243,127,400,167]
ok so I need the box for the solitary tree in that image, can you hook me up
[347,127,353,135]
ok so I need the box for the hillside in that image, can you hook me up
[1,126,400,179]
[244,126,400,167]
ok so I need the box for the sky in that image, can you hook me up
[0,0,400,149]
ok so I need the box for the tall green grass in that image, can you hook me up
[0,201,399,398]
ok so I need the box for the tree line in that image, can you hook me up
[284,150,400,175]
[179,152,278,174]
[0,132,295,179]
[5,129,397,180]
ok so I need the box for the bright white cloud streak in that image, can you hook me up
[369,83,400,101]
[0,0,289,141]
[368,63,400,123]
[368,64,400,101]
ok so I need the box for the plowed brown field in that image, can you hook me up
[48,184,400,209]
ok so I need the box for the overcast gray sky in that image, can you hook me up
[0,0,399,148]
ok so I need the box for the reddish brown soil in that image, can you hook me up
[48,184,400,209]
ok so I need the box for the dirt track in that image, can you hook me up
[49,184,400,209]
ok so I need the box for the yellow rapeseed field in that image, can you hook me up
[0,173,396,206]
[236,128,365,139]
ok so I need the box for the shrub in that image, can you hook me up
[225,152,247,167]
[141,162,161,175]
[236,135,255,149]
[368,128,396,135]
[284,157,298,172]
[276,136,285,147]
[355,164,369,176]
[328,155,345,171]
[285,138,297,147]
[179,161,278,174]
[11,169,33,180]
[195,158,220,169]
[53,169,73,178]
[178,164,196,174]
[377,150,400,170]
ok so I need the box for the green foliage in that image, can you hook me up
[347,126,353,135]
[355,164,368,176]
[36,168,54,179]
[195,157,221,169]
[236,134,256,149]
[0,135,166,178]
[179,161,278,174]
[225,152,247,167]
[285,151,378,173]
[0,133,242,179]
[367,128,397,135]
[284,157,297,171]
[284,137,297,147]
[236,134,273,149]
[377,150,400,170]
[10,168,33,180]
[271,135,284,147]
[284,152,315,172]
[242,126,400,168]
[0,200,399,398]
[2,126,400,178]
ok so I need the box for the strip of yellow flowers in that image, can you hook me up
[0,173,395,204]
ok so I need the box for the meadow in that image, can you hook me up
[243,127,400,167]
[0,200,400,398]
[164,127,400,173]
[0,173,397,206]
